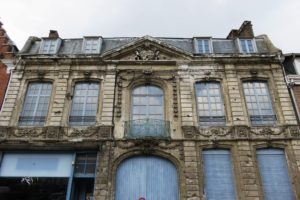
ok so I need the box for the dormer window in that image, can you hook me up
[194,38,212,54]
[239,39,256,53]
[83,37,102,54]
[39,39,61,54]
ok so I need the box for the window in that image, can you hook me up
[202,149,237,200]
[257,149,295,200]
[195,39,212,54]
[83,37,101,54]
[239,39,256,53]
[195,82,225,126]
[243,81,276,125]
[132,85,164,120]
[19,82,52,126]
[74,153,97,178]
[69,82,99,126]
[40,39,61,54]
[125,85,168,138]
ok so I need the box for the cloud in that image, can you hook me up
[1,0,299,52]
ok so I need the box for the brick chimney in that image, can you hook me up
[48,30,59,38]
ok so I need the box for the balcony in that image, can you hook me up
[124,119,170,139]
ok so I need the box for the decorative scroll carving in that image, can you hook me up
[172,77,178,117]
[116,78,122,118]
[182,125,294,140]
[65,126,113,139]
[11,128,44,138]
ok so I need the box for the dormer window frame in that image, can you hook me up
[193,37,213,54]
[39,38,61,54]
[238,38,257,54]
[82,37,102,54]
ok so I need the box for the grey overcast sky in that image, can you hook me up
[1,0,299,53]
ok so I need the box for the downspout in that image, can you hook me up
[279,54,300,124]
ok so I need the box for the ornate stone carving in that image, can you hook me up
[235,126,251,138]
[0,126,8,139]
[116,78,122,118]
[11,128,43,138]
[199,127,232,137]
[99,126,113,138]
[135,47,160,61]
[43,126,62,139]
[182,126,197,139]
[289,126,300,137]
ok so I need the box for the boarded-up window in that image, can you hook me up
[202,149,236,200]
[257,149,295,200]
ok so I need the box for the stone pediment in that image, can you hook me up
[101,36,192,61]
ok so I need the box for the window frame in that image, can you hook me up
[242,80,276,126]
[82,37,102,54]
[39,38,61,54]
[69,81,101,126]
[18,82,53,126]
[193,38,213,54]
[238,38,257,53]
[195,81,226,127]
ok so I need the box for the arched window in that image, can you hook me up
[131,85,164,120]
[125,85,167,138]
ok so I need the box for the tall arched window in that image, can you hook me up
[126,85,167,138]
[131,85,164,120]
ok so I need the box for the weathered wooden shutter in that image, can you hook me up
[257,149,295,200]
[115,156,179,200]
[202,149,236,200]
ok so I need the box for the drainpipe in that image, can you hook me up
[279,54,300,124]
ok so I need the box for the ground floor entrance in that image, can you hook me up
[115,156,179,200]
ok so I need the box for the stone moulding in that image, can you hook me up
[182,125,300,140]
[0,126,113,140]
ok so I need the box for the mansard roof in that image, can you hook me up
[19,35,279,56]
[18,21,281,57]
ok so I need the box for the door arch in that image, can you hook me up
[115,156,179,200]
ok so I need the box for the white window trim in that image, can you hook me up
[82,37,102,54]
[193,38,213,54]
[237,38,257,54]
[39,38,61,54]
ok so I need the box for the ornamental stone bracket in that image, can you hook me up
[0,126,114,141]
[182,125,300,140]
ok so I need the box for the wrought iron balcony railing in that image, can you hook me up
[124,119,170,139]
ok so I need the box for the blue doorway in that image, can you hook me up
[115,156,179,200]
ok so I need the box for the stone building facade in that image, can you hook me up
[0,21,18,110]
[0,21,299,200]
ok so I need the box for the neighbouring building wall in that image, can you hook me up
[0,21,18,110]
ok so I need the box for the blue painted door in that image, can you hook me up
[115,156,179,200]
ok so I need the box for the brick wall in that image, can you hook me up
[0,22,17,110]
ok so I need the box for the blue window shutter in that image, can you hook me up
[257,149,295,200]
[202,149,236,200]
[115,156,179,200]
